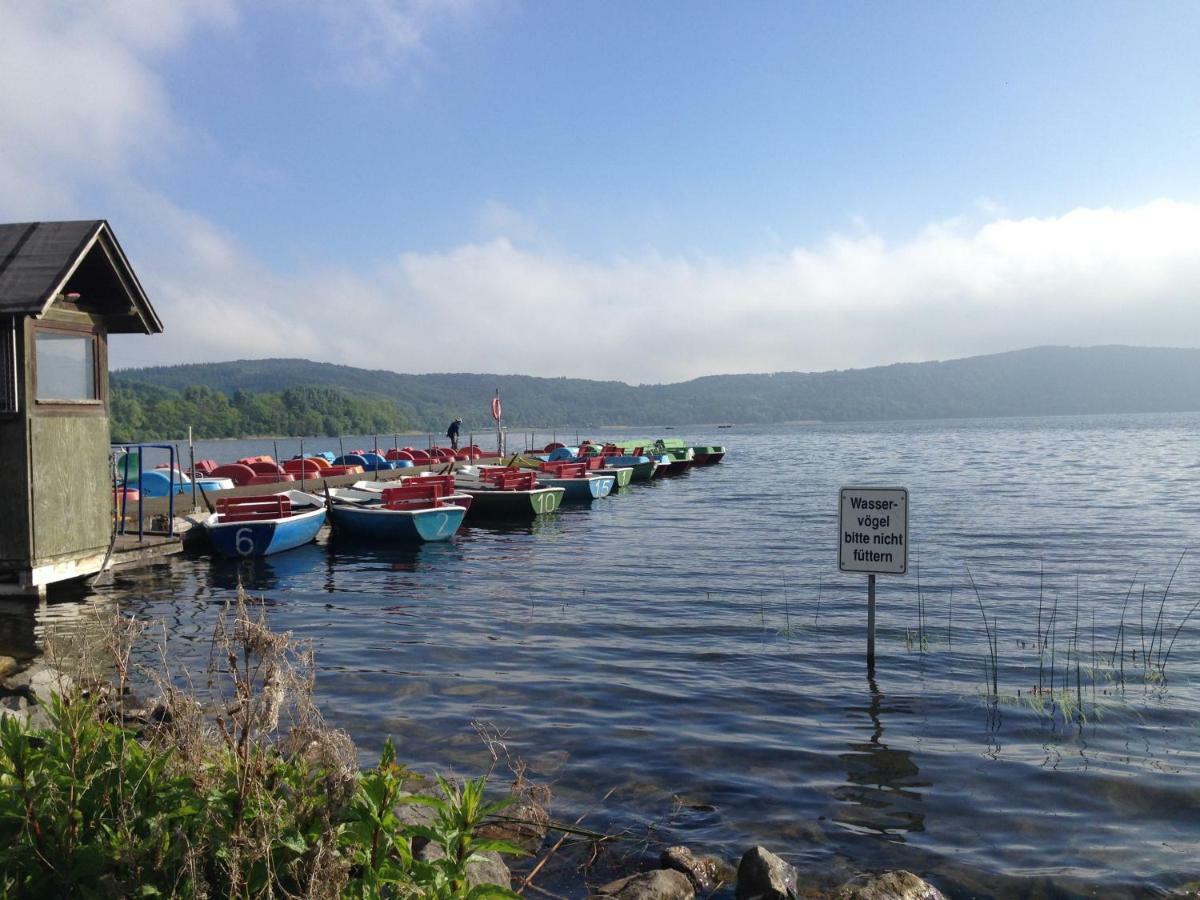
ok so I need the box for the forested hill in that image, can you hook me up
[112,345,1200,437]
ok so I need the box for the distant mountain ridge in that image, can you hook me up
[113,346,1200,431]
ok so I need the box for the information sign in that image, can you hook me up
[838,487,908,574]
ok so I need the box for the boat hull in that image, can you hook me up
[328,502,466,542]
[595,467,633,488]
[538,475,615,501]
[459,486,565,519]
[690,445,726,465]
[204,506,326,558]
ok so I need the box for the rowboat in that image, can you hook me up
[454,466,565,519]
[202,490,326,558]
[521,462,614,502]
[326,484,466,543]
[601,454,658,482]
[690,445,726,464]
[511,451,638,488]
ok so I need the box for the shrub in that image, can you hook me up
[0,589,522,898]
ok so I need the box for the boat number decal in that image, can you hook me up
[235,527,255,557]
[434,512,449,536]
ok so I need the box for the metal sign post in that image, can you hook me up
[838,487,909,666]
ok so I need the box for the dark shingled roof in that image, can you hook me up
[0,220,161,333]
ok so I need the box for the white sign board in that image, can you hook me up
[838,487,908,574]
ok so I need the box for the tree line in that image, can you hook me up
[110,382,404,441]
[110,345,1200,439]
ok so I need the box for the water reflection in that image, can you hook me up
[207,543,329,592]
[834,671,927,839]
[0,590,121,661]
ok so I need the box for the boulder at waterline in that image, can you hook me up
[736,846,800,900]
[598,869,695,900]
[834,870,946,900]
[661,845,736,892]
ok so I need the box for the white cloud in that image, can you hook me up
[111,198,1200,384]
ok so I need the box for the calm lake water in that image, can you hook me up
[9,414,1200,896]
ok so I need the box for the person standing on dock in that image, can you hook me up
[446,417,462,450]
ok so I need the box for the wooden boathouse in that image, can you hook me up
[0,221,163,596]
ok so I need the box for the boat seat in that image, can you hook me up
[540,462,586,478]
[217,495,291,522]
[401,474,455,494]
[482,470,537,490]
[381,484,443,509]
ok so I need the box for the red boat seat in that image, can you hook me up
[248,461,286,475]
[481,469,537,491]
[385,449,415,461]
[540,462,585,478]
[210,464,257,486]
[247,473,295,485]
[216,495,291,523]
[402,474,455,494]
[543,442,566,452]
[381,484,443,510]
[193,459,219,476]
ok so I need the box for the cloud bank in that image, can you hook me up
[108,198,1200,383]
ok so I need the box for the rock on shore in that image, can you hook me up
[834,871,946,900]
[599,869,695,900]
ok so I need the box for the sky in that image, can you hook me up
[2,1,1199,384]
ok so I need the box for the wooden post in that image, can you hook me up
[867,573,877,666]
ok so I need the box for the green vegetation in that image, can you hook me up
[111,383,405,441]
[0,593,522,898]
[113,345,1200,436]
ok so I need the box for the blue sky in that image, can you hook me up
[2,2,1199,381]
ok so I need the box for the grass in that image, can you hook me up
[735,550,1198,731]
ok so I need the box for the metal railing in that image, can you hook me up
[111,443,178,539]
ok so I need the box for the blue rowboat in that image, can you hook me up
[203,490,326,558]
[327,497,466,542]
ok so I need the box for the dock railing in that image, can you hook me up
[111,443,179,540]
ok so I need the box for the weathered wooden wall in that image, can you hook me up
[29,415,111,563]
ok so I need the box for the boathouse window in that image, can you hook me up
[34,327,99,403]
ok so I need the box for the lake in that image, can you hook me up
[10,413,1200,896]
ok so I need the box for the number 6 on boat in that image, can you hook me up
[838,487,908,575]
